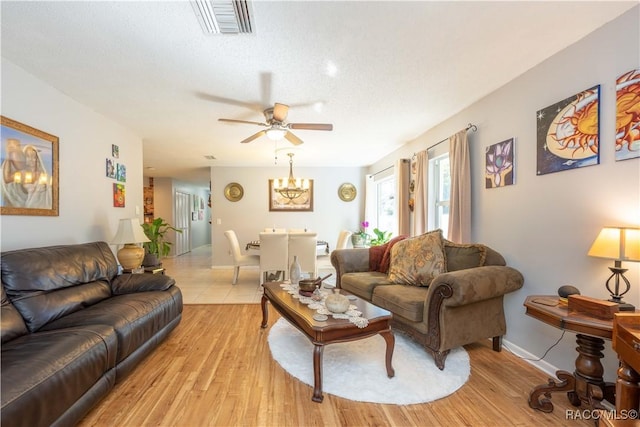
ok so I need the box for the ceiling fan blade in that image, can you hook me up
[289,123,333,131]
[219,118,267,126]
[195,92,263,112]
[284,131,303,146]
[272,103,289,122]
[241,130,267,144]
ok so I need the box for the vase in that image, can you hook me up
[289,255,302,285]
[325,288,350,313]
[351,234,370,248]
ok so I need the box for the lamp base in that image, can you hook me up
[612,301,636,312]
[117,243,144,270]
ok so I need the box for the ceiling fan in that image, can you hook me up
[218,102,333,145]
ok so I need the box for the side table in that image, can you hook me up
[524,295,617,413]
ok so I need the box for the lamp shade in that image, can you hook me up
[111,218,150,244]
[587,226,640,262]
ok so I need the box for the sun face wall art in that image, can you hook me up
[615,69,640,161]
[536,85,600,175]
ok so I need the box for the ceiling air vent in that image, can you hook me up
[191,0,254,34]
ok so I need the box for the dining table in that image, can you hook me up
[246,239,330,255]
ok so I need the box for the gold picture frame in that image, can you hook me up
[269,179,314,212]
[1,116,59,216]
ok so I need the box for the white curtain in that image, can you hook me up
[412,151,428,236]
[396,159,410,236]
[447,130,471,243]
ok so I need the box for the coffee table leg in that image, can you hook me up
[260,294,269,329]
[381,330,395,378]
[312,343,324,402]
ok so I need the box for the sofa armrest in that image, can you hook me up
[330,248,370,288]
[427,265,524,308]
[111,273,176,295]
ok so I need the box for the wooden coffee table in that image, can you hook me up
[261,282,395,402]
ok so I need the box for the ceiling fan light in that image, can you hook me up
[266,128,286,141]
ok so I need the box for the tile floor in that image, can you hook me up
[161,245,336,304]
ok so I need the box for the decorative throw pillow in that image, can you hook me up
[378,235,408,273]
[387,230,446,286]
[368,243,388,271]
[443,239,487,272]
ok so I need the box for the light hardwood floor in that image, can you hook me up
[77,250,591,427]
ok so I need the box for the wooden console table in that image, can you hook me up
[524,295,617,413]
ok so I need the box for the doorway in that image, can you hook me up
[174,191,191,256]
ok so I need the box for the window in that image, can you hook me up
[429,153,450,238]
[366,172,397,236]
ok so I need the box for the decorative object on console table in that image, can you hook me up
[141,217,181,267]
[588,226,640,311]
[568,294,619,320]
[289,255,301,285]
[111,218,150,270]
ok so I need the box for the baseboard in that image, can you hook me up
[500,337,560,378]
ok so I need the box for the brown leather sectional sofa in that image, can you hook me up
[1,241,183,427]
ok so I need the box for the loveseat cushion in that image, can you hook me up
[340,272,393,300]
[372,285,428,322]
[387,230,446,286]
[1,324,117,427]
[1,241,118,332]
[444,240,487,271]
[40,287,182,363]
[1,287,28,344]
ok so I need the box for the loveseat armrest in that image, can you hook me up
[111,273,176,295]
[330,248,370,288]
[427,265,524,308]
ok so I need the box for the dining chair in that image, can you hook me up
[263,227,287,233]
[335,230,353,250]
[224,230,260,285]
[259,231,289,283]
[288,231,318,280]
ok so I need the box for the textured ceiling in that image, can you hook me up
[1,1,636,185]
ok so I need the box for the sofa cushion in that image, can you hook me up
[387,230,446,286]
[372,285,428,322]
[368,244,387,272]
[1,287,28,344]
[40,288,182,363]
[378,235,408,273]
[1,324,117,427]
[340,272,393,300]
[1,241,118,332]
[111,273,176,295]
[444,239,487,271]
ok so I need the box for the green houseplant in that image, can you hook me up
[141,217,181,267]
[370,228,392,246]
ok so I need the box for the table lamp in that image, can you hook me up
[587,226,640,311]
[111,218,150,270]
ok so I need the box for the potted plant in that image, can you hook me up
[370,228,392,246]
[352,221,371,248]
[141,217,181,267]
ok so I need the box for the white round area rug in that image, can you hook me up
[267,318,470,404]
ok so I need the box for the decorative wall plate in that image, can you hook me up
[338,183,357,202]
[224,182,244,202]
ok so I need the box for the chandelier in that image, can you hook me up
[274,153,309,201]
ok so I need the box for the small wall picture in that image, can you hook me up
[536,85,600,175]
[116,164,126,182]
[615,69,640,161]
[113,183,125,207]
[106,158,115,178]
[485,138,515,188]
[112,144,119,158]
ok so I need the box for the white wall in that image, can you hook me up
[371,7,640,380]
[210,166,363,266]
[1,59,145,252]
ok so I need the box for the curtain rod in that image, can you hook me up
[370,158,409,177]
[412,123,477,160]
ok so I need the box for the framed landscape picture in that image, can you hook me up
[269,179,314,212]
[0,116,59,216]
